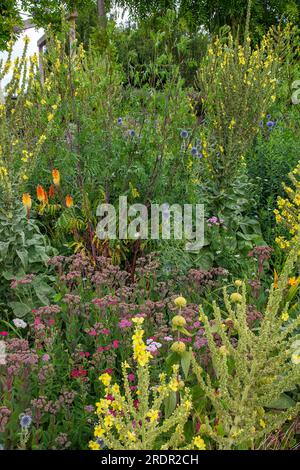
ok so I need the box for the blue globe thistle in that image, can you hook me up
[180,130,188,139]
[266,114,271,119]
[267,121,275,128]
[128,129,136,137]
[19,414,32,429]
[96,439,106,449]
[259,120,264,128]
[191,147,198,156]
[117,117,123,125]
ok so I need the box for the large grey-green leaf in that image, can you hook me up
[8,301,31,318]
[266,393,296,410]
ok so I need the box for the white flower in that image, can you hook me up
[13,319,27,329]
[146,339,162,353]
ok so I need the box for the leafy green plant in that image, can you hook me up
[247,100,300,247]
[192,233,300,449]
[89,317,196,451]
[196,24,296,189]
[0,204,56,317]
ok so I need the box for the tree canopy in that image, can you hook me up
[0,0,299,51]
[0,0,22,50]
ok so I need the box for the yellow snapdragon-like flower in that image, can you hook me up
[94,425,105,438]
[169,377,180,392]
[259,419,266,429]
[132,326,152,366]
[104,415,114,429]
[146,409,160,423]
[89,440,101,450]
[127,431,137,442]
[193,436,206,450]
[95,398,110,415]
[281,311,289,322]
[99,373,112,387]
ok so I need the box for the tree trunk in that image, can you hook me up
[97,0,106,22]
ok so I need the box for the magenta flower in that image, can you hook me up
[106,395,115,402]
[88,329,97,337]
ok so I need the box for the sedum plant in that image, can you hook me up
[89,317,197,451]
[192,233,300,450]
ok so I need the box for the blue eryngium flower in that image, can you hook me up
[20,414,32,429]
[180,130,188,138]
[191,147,198,156]
[117,117,123,125]
[128,129,135,137]
[267,121,275,128]
[96,439,106,449]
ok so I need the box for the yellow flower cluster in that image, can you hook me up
[89,322,193,451]
[193,436,206,450]
[275,162,300,249]
[197,25,294,182]
[132,317,152,366]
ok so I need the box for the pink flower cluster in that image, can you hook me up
[10,274,35,290]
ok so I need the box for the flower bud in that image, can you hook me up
[230,292,243,303]
[171,341,186,354]
[174,296,187,308]
[172,315,186,328]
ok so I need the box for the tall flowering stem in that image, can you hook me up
[89,317,193,450]
[192,232,300,449]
